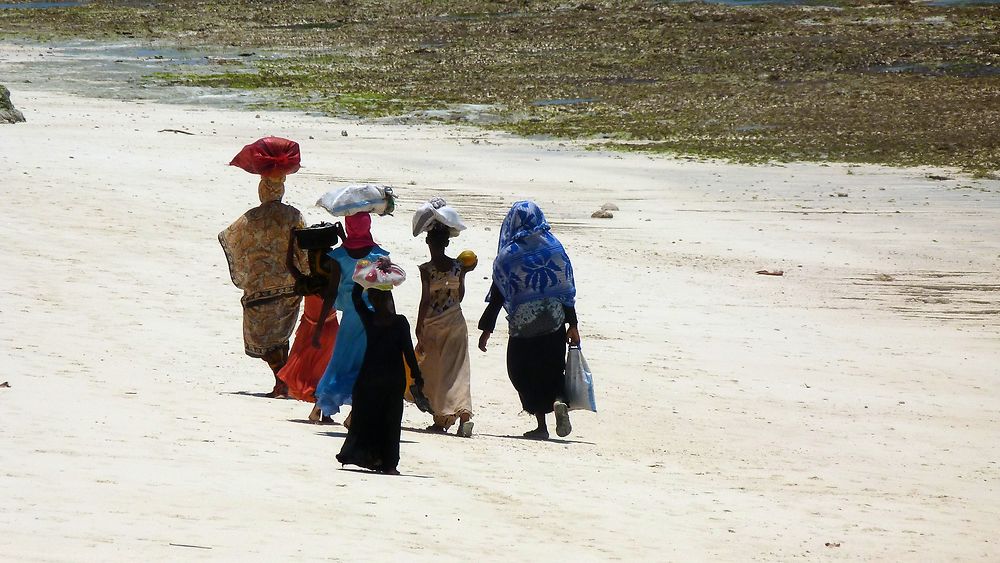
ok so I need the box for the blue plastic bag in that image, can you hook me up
[564,346,597,412]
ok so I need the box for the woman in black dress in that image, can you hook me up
[337,282,427,475]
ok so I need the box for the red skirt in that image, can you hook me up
[278,295,338,402]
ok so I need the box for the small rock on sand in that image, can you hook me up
[591,209,614,219]
[601,202,620,211]
[1,85,26,124]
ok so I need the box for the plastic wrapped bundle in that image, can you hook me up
[352,256,406,291]
[230,137,301,177]
[411,197,467,237]
[316,184,396,217]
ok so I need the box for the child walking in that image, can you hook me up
[336,260,429,475]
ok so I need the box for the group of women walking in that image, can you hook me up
[219,137,583,474]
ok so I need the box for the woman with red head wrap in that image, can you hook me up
[219,171,306,397]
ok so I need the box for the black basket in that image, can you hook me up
[295,222,340,250]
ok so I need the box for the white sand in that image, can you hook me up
[2,48,999,561]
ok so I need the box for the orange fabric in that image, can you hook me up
[277,295,339,402]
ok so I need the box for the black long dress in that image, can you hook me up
[478,283,577,415]
[336,283,422,473]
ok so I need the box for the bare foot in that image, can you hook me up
[308,404,322,422]
[425,424,447,433]
[523,427,549,440]
[265,384,288,399]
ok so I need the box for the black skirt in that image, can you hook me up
[336,318,409,472]
[336,367,405,472]
[506,326,567,415]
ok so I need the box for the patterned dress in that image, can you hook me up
[418,260,473,428]
[219,199,306,357]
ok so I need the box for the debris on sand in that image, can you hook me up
[875,273,895,282]
[591,209,614,219]
[0,381,10,388]
[601,202,619,211]
[756,269,784,276]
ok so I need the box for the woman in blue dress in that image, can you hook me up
[312,212,388,422]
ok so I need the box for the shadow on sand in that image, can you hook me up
[337,466,433,479]
[315,430,418,444]
[400,425,456,436]
[226,391,288,399]
[286,418,340,426]
[478,432,595,446]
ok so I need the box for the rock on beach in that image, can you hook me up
[1,84,26,124]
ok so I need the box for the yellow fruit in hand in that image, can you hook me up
[458,250,478,267]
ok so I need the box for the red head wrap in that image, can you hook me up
[343,213,375,250]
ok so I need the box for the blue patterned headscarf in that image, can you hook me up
[490,201,576,313]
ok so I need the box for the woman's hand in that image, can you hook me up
[460,257,478,273]
[478,330,491,352]
[566,326,581,347]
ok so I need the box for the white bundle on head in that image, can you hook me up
[316,184,396,217]
[412,197,467,237]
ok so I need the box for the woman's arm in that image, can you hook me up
[312,260,341,348]
[564,304,581,346]
[477,283,505,352]
[414,267,430,352]
[400,318,423,387]
[458,256,476,302]
[285,230,304,281]
[351,282,373,328]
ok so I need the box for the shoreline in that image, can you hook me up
[2,47,1000,561]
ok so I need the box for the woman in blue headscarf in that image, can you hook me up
[478,201,581,439]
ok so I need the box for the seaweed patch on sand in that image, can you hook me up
[1,0,997,173]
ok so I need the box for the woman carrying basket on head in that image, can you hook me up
[276,222,343,419]
[412,198,477,437]
[219,137,306,398]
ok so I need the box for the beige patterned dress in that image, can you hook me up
[418,259,473,427]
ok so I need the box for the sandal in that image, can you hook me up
[457,420,474,438]
[554,401,572,437]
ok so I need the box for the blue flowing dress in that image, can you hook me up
[314,245,388,416]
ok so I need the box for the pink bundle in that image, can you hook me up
[353,256,406,291]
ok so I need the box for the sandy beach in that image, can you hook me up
[2,42,999,561]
